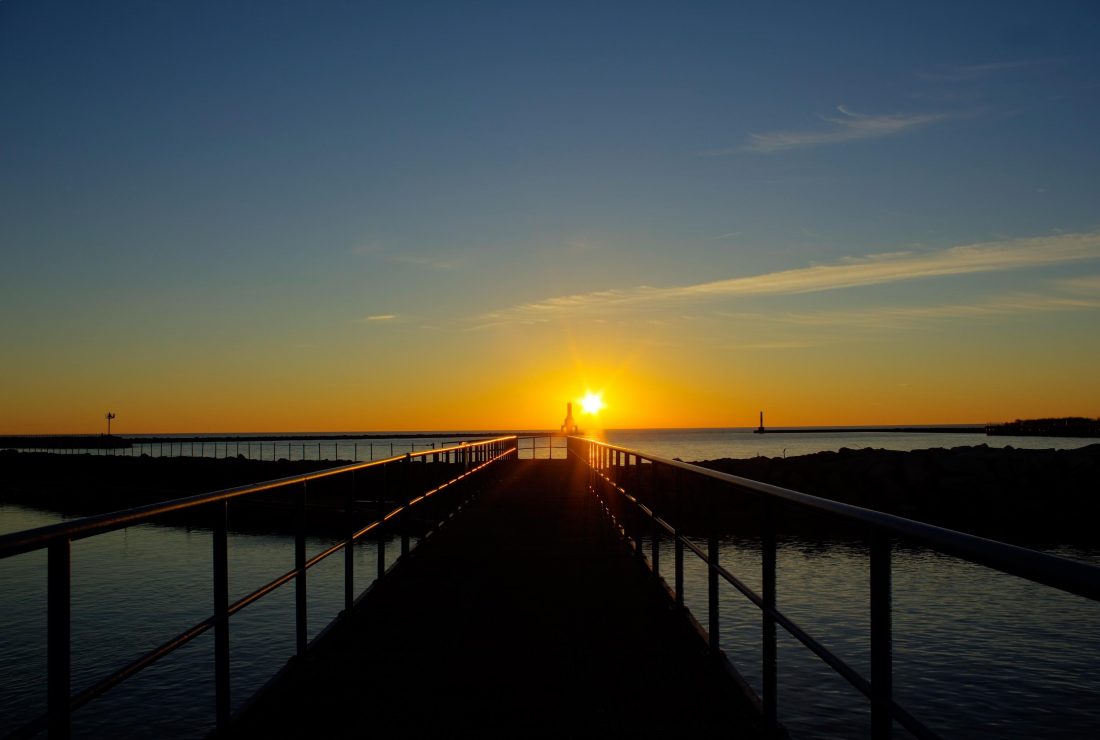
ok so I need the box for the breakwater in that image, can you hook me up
[752,426,983,434]
[0,451,465,536]
[684,444,1100,544]
[986,417,1100,438]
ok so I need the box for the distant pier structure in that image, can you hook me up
[754,411,765,434]
[561,402,578,434]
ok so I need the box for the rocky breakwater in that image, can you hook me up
[669,444,1100,545]
[0,450,466,536]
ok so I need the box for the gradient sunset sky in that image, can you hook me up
[2,1,1099,433]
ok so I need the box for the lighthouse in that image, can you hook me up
[561,402,578,434]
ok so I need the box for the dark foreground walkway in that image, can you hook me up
[237,459,762,737]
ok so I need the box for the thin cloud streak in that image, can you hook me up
[756,294,1100,330]
[391,254,466,271]
[917,59,1053,82]
[1058,274,1100,294]
[738,106,951,153]
[480,232,1100,325]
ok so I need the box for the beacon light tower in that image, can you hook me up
[561,402,578,434]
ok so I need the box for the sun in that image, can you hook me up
[579,391,605,415]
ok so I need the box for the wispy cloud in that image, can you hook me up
[1058,274,1100,294]
[478,232,1100,325]
[755,293,1100,330]
[364,314,396,322]
[351,242,471,271]
[735,339,823,351]
[917,59,1053,83]
[738,106,951,153]
[391,254,466,271]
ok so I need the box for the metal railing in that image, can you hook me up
[2,439,451,461]
[0,436,518,739]
[568,437,1100,739]
[514,434,569,460]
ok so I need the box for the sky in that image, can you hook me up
[2,1,1099,433]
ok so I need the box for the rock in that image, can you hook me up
[689,444,1100,545]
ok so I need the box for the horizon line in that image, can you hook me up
[1,422,1035,438]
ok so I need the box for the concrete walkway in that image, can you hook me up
[236,459,762,737]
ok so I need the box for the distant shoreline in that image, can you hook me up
[752,426,984,435]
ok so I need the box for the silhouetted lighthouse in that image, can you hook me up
[754,411,766,434]
[561,403,578,434]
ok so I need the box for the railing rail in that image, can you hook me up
[1,438,461,461]
[568,436,1100,739]
[0,435,518,739]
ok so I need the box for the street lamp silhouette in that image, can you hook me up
[105,412,116,436]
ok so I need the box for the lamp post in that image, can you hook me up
[105,412,116,436]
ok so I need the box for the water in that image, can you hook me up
[0,504,411,738]
[669,536,1100,738]
[602,427,1099,462]
[2,428,1098,737]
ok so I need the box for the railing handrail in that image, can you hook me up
[579,438,1100,601]
[0,435,517,560]
[573,436,1100,739]
[2,434,519,739]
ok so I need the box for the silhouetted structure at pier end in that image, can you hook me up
[561,401,579,434]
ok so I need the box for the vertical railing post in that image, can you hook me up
[674,469,684,609]
[48,538,71,740]
[762,498,778,732]
[633,461,644,562]
[213,501,230,733]
[400,507,409,560]
[649,459,660,577]
[708,527,720,654]
[377,518,386,581]
[871,529,893,739]
[401,454,411,557]
[379,461,389,578]
[345,472,356,616]
[295,482,307,658]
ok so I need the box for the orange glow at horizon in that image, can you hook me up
[2,314,1098,435]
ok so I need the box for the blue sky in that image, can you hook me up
[2,1,1099,431]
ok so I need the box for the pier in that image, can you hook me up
[236,458,759,737]
[2,435,1099,739]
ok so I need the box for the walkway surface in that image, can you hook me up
[237,459,762,737]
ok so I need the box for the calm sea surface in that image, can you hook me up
[2,429,1098,737]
